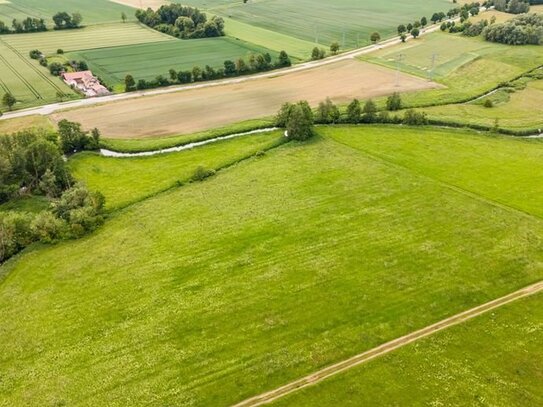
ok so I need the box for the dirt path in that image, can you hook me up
[231,280,543,407]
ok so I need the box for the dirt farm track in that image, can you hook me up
[53,60,438,138]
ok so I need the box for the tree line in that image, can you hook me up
[0,122,105,262]
[124,51,292,91]
[275,93,429,141]
[135,4,224,39]
[0,12,82,34]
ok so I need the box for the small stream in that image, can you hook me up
[100,128,280,158]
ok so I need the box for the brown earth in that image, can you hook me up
[52,59,439,138]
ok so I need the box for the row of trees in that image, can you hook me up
[124,51,292,91]
[0,11,82,34]
[135,5,224,39]
[0,125,105,261]
[483,13,543,44]
[0,17,47,34]
[275,93,428,141]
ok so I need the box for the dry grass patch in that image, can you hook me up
[109,0,169,8]
[0,115,54,134]
[52,60,439,138]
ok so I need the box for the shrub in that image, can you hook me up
[403,109,428,125]
[483,99,494,108]
[191,165,216,181]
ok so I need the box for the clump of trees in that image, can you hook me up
[276,101,314,141]
[0,125,104,262]
[52,12,83,30]
[0,17,47,34]
[483,13,543,44]
[124,51,291,92]
[492,0,531,14]
[135,4,224,38]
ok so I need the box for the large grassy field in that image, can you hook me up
[1,126,543,406]
[0,0,135,25]
[206,0,451,49]
[362,32,543,106]
[272,292,543,406]
[70,130,285,209]
[69,37,280,88]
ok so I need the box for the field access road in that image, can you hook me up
[231,280,543,407]
[0,20,452,121]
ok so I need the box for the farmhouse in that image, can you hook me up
[61,71,110,97]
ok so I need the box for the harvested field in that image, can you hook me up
[109,0,170,8]
[53,59,439,138]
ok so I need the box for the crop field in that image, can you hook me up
[184,0,451,49]
[272,292,543,406]
[362,32,543,106]
[0,0,135,25]
[70,37,280,88]
[1,126,543,406]
[70,130,285,209]
[52,59,438,137]
[422,78,543,131]
[1,22,172,55]
[0,39,76,108]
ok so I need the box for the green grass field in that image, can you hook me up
[362,32,543,106]
[210,0,451,49]
[0,0,135,25]
[1,126,543,406]
[421,78,543,131]
[70,36,280,87]
[272,292,543,406]
[70,130,285,209]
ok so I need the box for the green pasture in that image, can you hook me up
[222,17,316,60]
[213,0,451,49]
[421,79,543,131]
[273,292,543,406]
[70,130,284,209]
[1,22,172,55]
[70,36,280,87]
[324,126,543,218]
[363,32,543,106]
[0,39,76,109]
[0,0,135,26]
[1,126,543,406]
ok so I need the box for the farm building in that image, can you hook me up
[61,71,110,97]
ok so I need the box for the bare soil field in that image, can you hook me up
[110,0,168,8]
[53,60,439,138]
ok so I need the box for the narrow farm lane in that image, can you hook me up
[231,280,543,407]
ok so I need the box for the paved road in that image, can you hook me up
[231,280,543,407]
[0,22,449,121]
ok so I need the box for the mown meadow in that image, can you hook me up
[272,292,543,406]
[1,126,542,406]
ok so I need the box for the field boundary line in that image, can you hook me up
[232,280,543,407]
[330,136,543,222]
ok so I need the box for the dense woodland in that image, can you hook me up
[136,4,225,39]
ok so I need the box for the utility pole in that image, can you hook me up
[395,53,404,87]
